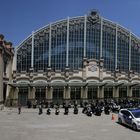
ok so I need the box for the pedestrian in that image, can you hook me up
[18,103,21,114]
[38,104,43,115]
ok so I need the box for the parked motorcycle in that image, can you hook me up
[73,106,78,114]
[46,108,51,115]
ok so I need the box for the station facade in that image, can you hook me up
[2,10,140,106]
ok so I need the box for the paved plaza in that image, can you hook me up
[0,107,139,140]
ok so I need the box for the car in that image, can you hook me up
[118,108,140,131]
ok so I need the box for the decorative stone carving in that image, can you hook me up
[65,67,70,78]
[47,67,52,78]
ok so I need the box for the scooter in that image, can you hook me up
[73,106,78,114]
[55,108,60,115]
[46,108,51,115]
[64,106,69,115]
[86,107,92,117]
[94,106,102,116]
[104,106,110,115]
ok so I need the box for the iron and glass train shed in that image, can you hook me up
[7,10,140,106]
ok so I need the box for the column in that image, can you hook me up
[63,87,66,100]
[127,86,132,98]
[64,86,70,99]
[32,87,36,99]
[13,87,19,106]
[47,87,53,100]
[0,48,3,103]
[28,87,31,99]
[45,87,48,100]
[67,87,71,99]
[97,86,100,98]
[81,87,87,100]
[99,86,104,99]
[113,87,119,98]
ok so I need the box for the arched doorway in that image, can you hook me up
[104,87,113,99]
[35,87,46,105]
[71,87,81,104]
[119,87,127,98]
[53,87,63,104]
[18,87,28,106]
[88,87,97,100]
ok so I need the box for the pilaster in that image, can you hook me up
[81,87,87,99]
[99,86,104,99]
[28,87,31,99]
[113,87,119,98]
[65,86,70,99]
[127,86,132,98]
[47,87,53,100]
[45,87,48,99]
[97,87,100,98]
[32,87,36,99]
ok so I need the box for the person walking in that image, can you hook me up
[18,103,21,114]
[38,104,43,115]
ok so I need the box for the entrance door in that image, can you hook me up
[132,88,140,97]
[88,87,97,100]
[18,88,28,106]
[119,87,127,98]
[71,87,81,102]
[53,87,63,104]
[104,87,113,99]
[35,87,46,104]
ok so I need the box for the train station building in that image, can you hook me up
[1,10,140,106]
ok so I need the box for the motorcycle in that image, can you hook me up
[55,108,60,115]
[94,106,102,116]
[64,106,69,115]
[104,105,110,115]
[73,106,78,114]
[86,106,92,117]
[46,108,51,115]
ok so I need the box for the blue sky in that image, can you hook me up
[1,0,140,47]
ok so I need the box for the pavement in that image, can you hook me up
[0,107,140,140]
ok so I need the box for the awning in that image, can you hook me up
[30,83,48,87]
[68,82,87,87]
[50,82,67,87]
[88,82,107,87]
[123,82,139,87]
[8,82,140,88]
[112,82,124,87]
[8,83,29,87]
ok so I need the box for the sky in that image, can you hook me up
[1,0,140,47]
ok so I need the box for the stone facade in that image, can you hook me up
[8,58,140,106]
[0,34,14,105]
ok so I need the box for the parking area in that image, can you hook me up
[0,107,139,140]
